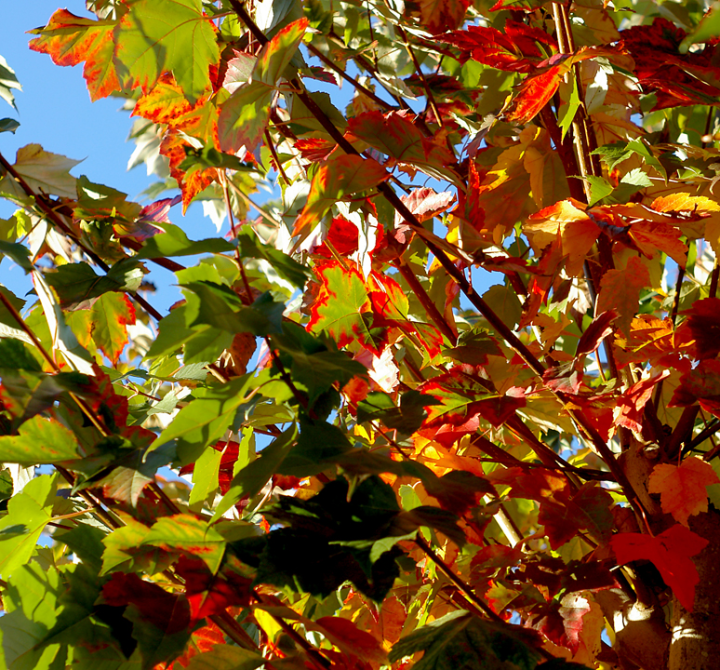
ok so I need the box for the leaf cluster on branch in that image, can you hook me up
[3,0,720,668]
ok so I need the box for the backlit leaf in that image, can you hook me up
[29,9,120,101]
[293,155,388,236]
[649,457,720,526]
[114,0,219,103]
[0,144,80,200]
[0,55,21,109]
[90,292,136,364]
[611,524,708,611]
[596,256,650,337]
[418,0,470,34]
[0,415,81,465]
[307,261,385,353]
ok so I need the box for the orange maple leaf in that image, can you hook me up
[524,198,598,277]
[648,457,720,526]
[29,9,121,102]
[596,256,650,336]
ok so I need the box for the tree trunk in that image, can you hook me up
[668,509,720,670]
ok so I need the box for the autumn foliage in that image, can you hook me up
[5,0,720,668]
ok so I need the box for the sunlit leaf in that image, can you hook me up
[114,0,219,103]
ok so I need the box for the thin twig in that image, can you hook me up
[306,42,398,111]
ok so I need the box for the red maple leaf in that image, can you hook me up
[611,525,709,611]
[175,556,252,623]
[313,216,360,258]
[670,358,720,417]
[620,18,720,110]
[102,572,191,634]
[442,21,557,72]
[615,370,670,433]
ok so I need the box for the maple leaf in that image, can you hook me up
[417,0,470,34]
[506,65,564,124]
[615,370,670,433]
[175,556,251,623]
[524,198,598,277]
[29,9,121,101]
[627,219,688,268]
[114,0,219,103]
[101,572,193,668]
[614,314,692,371]
[442,21,556,72]
[468,127,557,240]
[217,18,307,153]
[419,367,526,433]
[596,256,650,337]
[293,155,388,237]
[132,74,217,143]
[620,18,720,110]
[347,111,457,182]
[576,310,618,357]
[0,415,81,465]
[611,524,708,611]
[648,457,720,526]
[397,187,456,224]
[90,291,136,364]
[313,216,359,258]
[0,143,80,200]
[307,261,387,353]
[670,359,720,418]
[678,297,720,360]
[160,131,218,210]
[507,48,619,124]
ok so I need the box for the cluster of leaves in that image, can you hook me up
[5,0,720,668]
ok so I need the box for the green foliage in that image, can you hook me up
[4,0,720,668]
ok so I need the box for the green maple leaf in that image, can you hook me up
[0,415,82,465]
[135,223,234,259]
[114,0,219,104]
[142,514,226,574]
[0,475,57,579]
[0,563,64,669]
[148,373,260,463]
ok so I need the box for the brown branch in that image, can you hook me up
[394,260,457,343]
[415,535,504,623]
[395,23,443,127]
[265,128,290,184]
[228,1,647,520]
[253,592,332,670]
[0,151,168,323]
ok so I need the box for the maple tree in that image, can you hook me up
[6,0,720,668]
